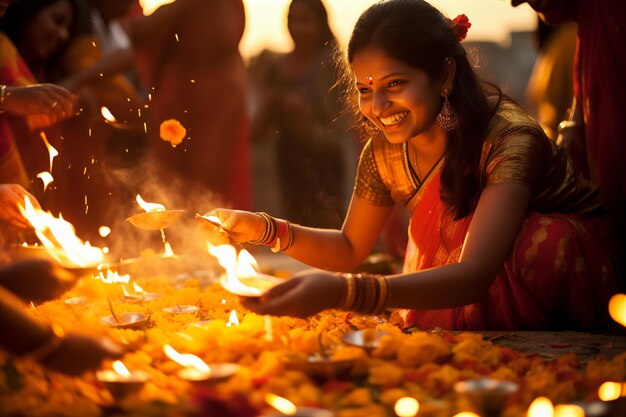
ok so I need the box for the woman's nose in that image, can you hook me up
[371,91,390,117]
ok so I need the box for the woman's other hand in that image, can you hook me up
[0,184,41,228]
[240,270,344,318]
[0,259,77,303]
[39,334,125,376]
[2,84,75,125]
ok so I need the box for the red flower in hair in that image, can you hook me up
[449,14,471,41]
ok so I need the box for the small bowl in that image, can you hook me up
[126,210,184,230]
[178,363,241,384]
[163,305,199,314]
[454,378,519,417]
[341,329,390,353]
[101,312,148,329]
[96,370,150,400]
[283,353,356,380]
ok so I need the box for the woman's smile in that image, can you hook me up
[379,111,409,126]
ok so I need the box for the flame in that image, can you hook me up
[136,194,166,212]
[101,106,116,123]
[598,381,622,401]
[453,413,480,417]
[37,172,54,192]
[112,360,131,378]
[554,405,584,417]
[19,196,104,267]
[265,393,297,415]
[226,310,239,327]
[608,294,626,328]
[394,397,419,417]
[208,244,261,296]
[122,285,131,297]
[99,226,111,237]
[40,132,58,172]
[133,282,145,293]
[527,397,554,417]
[97,270,130,284]
[163,345,210,374]
[163,242,175,257]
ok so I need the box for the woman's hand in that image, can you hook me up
[39,334,125,376]
[240,270,344,318]
[198,209,266,244]
[0,259,77,303]
[3,84,75,124]
[0,184,41,228]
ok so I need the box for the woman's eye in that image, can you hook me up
[387,80,405,88]
[357,87,371,95]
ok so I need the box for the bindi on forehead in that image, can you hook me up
[367,76,373,85]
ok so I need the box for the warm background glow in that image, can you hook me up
[139,0,538,60]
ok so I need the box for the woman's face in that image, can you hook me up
[287,1,322,49]
[22,0,73,62]
[353,48,443,144]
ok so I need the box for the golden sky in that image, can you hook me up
[140,0,538,59]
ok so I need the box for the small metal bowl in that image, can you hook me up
[341,329,390,353]
[101,312,148,329]
[283,353,356,380]
[96,370,150,400]
[178,363,241,385]
[126,210,184,230]
[454,378,519,417]
[162,305,199,314]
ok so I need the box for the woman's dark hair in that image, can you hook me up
[0,0,78,75]
[289,0,337,50]
[342,0,501,219]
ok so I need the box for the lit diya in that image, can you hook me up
[263,393,334,417]
[96,360,150,400]
[164,345,240,384]
[126,195,184,230]
[454,378,519,417]
[101,298,148,329]
[341,329,390,353]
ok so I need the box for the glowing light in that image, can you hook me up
[37,172,54,192]
[40,132,58,172]
[136,194,166,212]
[453,413,480,417]
[265,393,297,415]
[112,361,132,378]
[598,381,622,401]
[208,244,262,296]
[394,397,419,417]
[226,310,239,327]
[99,226,111,237]
[163,345,210,373]
[554,404,584,417]
[609,294,626,328]
[527,397,554,417]
[101,106,116,123]
[163,242,175,257]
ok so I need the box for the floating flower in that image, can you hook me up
[159,119,187,147]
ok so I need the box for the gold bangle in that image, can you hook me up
[0,84,6,113]
[17,324,65,362]
[557,120,582,134]
[341,273,356,311]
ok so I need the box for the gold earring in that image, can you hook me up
[435,88,457,131]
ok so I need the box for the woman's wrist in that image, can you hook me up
[338,273,390,315]
[16,323,65,363]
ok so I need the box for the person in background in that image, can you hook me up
[203,0,621,332]
[249,0,357,228]
[512,0,626,271]
[0,259,124,376]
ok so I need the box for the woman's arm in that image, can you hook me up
[386,182,530,309]
[208,193,394,272]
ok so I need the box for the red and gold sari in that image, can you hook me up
[355,101,621,331]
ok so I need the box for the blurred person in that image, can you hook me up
[248,0,357,228]
[0,259,124,376]
[202,0,621,331]
[60,0,252,214]
[525,20,576,141]
[512,0,626,269]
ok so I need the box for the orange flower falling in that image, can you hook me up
[159,119,186,147]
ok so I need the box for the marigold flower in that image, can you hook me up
[159,119,187,147]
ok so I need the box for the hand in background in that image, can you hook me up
[0,259,77,303]
[0,184,41,228]
[2,84,75,125]
[39,333,125,376]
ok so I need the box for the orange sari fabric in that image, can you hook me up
[403,167,620,331]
